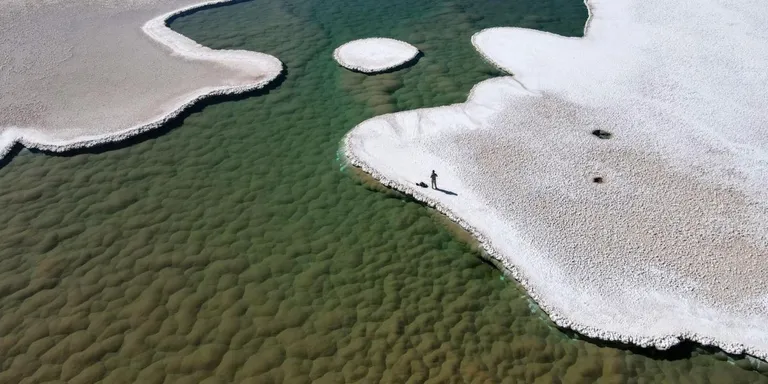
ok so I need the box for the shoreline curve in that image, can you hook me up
[342,108,768,361]
[342,0,768,361]
[0,0,283,163]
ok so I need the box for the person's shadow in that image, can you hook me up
[435,187,458,196]
[414,181,458,196]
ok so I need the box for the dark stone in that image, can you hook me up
[592,129,612,139]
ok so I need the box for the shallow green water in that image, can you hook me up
[0,0,766,382]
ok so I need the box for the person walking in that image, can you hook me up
[430,170,438,189]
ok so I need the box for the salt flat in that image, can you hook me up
[344,0,768,357]
[333,38,419,73]
[0,0,282,160]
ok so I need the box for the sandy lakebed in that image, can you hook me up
[1,0,768,382]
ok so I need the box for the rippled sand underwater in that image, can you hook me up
[0,0,766,382]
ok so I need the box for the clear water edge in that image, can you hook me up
[0,0,766,382]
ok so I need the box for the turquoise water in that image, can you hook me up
[0,0,766,382]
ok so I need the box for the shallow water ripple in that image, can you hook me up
[0,0,766,382]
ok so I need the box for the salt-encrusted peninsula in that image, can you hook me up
[343,0,768,358]
[333,38,419,73]
[0,0,282,160]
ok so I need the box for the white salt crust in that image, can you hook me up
[333,38,419,73]
[344,0,768,359]
[0,0,283,161]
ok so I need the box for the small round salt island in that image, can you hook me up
[333,38,419,74]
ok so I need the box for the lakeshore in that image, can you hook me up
[0,0,281,160]
[344,0,768,359]
[0,0,766,382]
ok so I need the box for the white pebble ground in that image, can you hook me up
[0,0,282,160]
[333,38,419,73]
[344,0,768,358]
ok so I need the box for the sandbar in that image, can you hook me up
[0,0,283,160]
[333,38,419,73]
[344,0,768,357]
